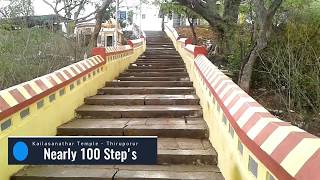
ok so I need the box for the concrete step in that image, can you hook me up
[85,95,199,105]
[129,65,185,69]
[118,77,190,81]
[137,58,182,61]
[98,87,195,95]
[147,42,173,45]
[105,81,192,87]
[132,62,184,65]
[135,61,183,64]
[146,45,174,47]
[113,164,223,180]
[139,55,182,59]
[147,47,176,50]
[119,72,189,77]
[144,52,179,56]
[12,165,223,180]
[76,105,202,118]
[126,68,186,72]
[57,118,207,138]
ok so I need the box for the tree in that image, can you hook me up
[88,0,112,50]
[0,0,34,18]
[238,0,283,92]
[160,2,200,44]
[173,0,241,55]
[42,0,94,35]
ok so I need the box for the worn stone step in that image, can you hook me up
[98,87,195,95]
[106,81,192,87]
[133,62,184,65]
[114,165,223,180]
[139,55,182,59]
[147,47,176,50]
[119,72,188,77]
[144,52,179,56]
[126,68,186,72]
[85,95,199,105]
[57,118,207,138]
[136,58,182,62]
[146,45,175,48]
[134,61,183,64]
[145,46,177,50]
[12,165,223,180]
[76,105,202,118]
[158,138,216,165]
[129,65,185,69]
[147,42,173,45]
[118,77,190,81]
[137,58,182,61]
[144,50,178,53]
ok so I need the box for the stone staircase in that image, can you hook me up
[12,31,224,180]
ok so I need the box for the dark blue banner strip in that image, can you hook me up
[8,137,157,165]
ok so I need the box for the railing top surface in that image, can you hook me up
[105,45,132,53]
[194,54,320,179]
[0,56,105,121]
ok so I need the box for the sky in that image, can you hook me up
[0,0,161,30]
[0,0,144,16]
[33,0,142,15]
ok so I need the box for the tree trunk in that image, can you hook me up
[87,0,112,55]
[238,45,259,92]
[161,15,165,32]
[90,12,104,48]
[237,0,282,92]
[188,17,197,44]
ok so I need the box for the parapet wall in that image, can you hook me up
[0,38,146,180]
[165,24,320,180]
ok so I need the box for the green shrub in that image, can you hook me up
[0,28,85,90]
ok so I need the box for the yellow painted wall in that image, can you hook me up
[0,45,145,180]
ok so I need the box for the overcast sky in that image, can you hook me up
[36,0,144,15]
[0,0,144,16]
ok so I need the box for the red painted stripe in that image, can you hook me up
[226,94,248,109]
[271,132,316,163]
[56,72,66,82]
[221,86,238,102]
[63,70,72,79]
[254,121,290,146]
[86,60,93,67]
[217,81,233,96]
[75,64,84,72]
[208,73,220,84]
[23,84,37,96]
[91,59,98,65]
[233,102,261,120]
[81,62,88,69]
[203,65,211,75]
[0,59,104,120]
[70,67,79,75]
[242,112,274,133]
[35,79,48,91]
[213,77,227,90]
[206,71,215,83]
[9,89,26,103]
[46,76,58,86]
[194,62,294,180]
[0,96,10,111]
[295,148,320,180]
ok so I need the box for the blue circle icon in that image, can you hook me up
[13,141,28,161]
